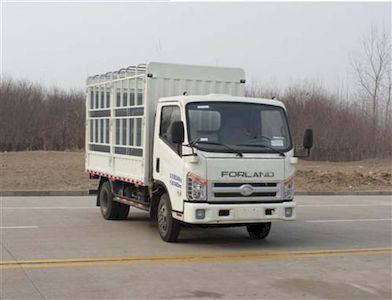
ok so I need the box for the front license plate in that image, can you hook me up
[235,207,265,219]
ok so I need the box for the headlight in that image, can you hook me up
[187,172,207,201]
[283,176,295,199]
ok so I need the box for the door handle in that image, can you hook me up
[156,158,160,173]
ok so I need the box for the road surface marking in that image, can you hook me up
[298,204,392,207]
[0,247,390,270]
[348,283,381,296]
[306,218,392,223]
[0,226,38,229]
[0,207,95,210]
[2,204,390,210]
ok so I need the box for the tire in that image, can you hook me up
[246,222,271,240]
[149,198,159,221]
[157,193,181,242]
[99,181,130,220]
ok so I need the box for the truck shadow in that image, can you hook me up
[172,222,358,250]
[123,213,368,250]
[177,226,298,249]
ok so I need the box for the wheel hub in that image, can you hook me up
[158,205,168,234]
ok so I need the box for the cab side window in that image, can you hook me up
[160,106,181,149]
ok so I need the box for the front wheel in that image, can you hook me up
[157,193,181,242]
[246,223,271,240]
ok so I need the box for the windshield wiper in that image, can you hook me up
[188,137,202,147]
[192,139,243,157]
[236,144,285,157]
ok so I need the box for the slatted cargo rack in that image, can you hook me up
[85,62,246,186]
[86,64,147,185]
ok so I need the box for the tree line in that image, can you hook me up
[0,79,85,151]
[1,77,391,161]
[247,83,391,161]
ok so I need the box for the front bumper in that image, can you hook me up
[180,201,296,224]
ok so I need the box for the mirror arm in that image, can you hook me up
[181,143,197,157]
[295,147,312,158]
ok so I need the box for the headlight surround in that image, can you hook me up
[187,172,207,201]
[283,176,295,199]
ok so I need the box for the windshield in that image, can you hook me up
[186,102,292,153]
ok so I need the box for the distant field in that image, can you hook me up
[1,151,391,192]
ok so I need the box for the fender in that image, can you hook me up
[97,177,122,206]
[150,180,171,219]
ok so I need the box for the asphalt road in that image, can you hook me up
[1,195,391,299]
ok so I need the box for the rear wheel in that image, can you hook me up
[246,223,271,240]
[99,181,129,220]
[157,193,181,242]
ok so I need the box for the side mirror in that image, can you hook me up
[170,121,185,144]
[302,129,313,157]
[303,129,313,149]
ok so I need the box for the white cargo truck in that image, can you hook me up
[85,62,313,242]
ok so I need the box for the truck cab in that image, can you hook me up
[153,94,304,241]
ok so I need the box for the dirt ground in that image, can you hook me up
[296,159,391,192]
[1,151,391,192]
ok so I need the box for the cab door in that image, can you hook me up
[153,103,184,212]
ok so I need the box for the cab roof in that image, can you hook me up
[159,94,286,109]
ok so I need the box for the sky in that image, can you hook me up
[1,1,391,92]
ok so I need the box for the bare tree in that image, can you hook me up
[352,25,391,136]
[384,59,392,131]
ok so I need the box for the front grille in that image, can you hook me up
[214,192,277,198]
[214,182,277,188]
[209,182,280,202]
